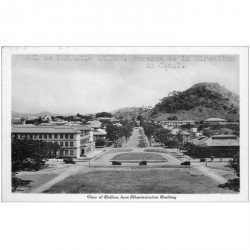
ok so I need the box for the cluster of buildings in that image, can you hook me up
[158,117,239,157]
[12,113,240,159]
[11,114,109,159]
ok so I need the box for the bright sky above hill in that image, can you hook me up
[12,54,239,114]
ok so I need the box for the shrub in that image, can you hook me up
[95,137,107,147]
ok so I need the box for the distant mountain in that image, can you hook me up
[150,82,239,121]
[112,106,152,120]
[12,111,68,118]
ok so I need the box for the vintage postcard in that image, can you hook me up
[1,46,248,201]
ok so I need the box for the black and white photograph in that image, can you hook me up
[1,46,248,201]
[1,1,250,250]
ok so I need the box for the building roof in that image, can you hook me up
[181,131,191,135]
[93,129,107,136]
[87,120,101,128]
[164,120,194,122]
[69,125,92,131]
[12,125,80,134]
[98,117,113,120]
[192,134,239,147]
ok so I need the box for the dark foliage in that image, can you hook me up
[218,153,240,192]
[95,112,113,118]
[12,177,33,192]
[12,138,61,174]
[150,83,239,120]
[95,137,107,147]
[218,178,240,192]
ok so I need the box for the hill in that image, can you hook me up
[112,106,152,120]
[150,82,239,121]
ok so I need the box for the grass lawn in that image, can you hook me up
[111,152,166,161]
[14,173,58,193]
[44,169,235,194]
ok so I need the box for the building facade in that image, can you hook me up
[11,125,95,158]
[205,118,227,124]
[161,120,195,127]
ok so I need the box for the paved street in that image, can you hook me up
[126,127,150,147]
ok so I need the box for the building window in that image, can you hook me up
[70,142,73,147]
[54,134,58,139]
[49,134,52,139]
[65,150,68,155]
[70,134,73,139]
[65,134,69,139]
[44,134,47,139]
[39,134,42,139]
[60,134,63,139]
[34,134,37,138]
[60,142,63,146]
[65,142,68,147]
[30,134,33,139]
[70,150,73,155]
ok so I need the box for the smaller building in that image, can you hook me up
[191,134,239,157]
[170,128,180,135]
[26,116,37,121]
[43,115,52,122]
[161,120,195,127]
[205,118,227,124]
[191,127,198,133]
[98,117,115,122]
[93,128,107,141]
[12,118,22,124]
[87,120,102,129]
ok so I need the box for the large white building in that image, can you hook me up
[11,125,95,158]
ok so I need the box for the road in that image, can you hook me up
[126,127,150,147]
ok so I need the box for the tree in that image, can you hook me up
[218,153,239,192]
[141,121,156,146]
[95,112,113,118]
[12,138,61,174]
[121,122,134,146]
[95,137,107,147]
[180,123,193,130]
[105,124,122,142]
[12,138,61,191]
[137,115,142,121]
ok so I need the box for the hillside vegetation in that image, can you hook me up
[112,106,152,121]
[150,83,239,121]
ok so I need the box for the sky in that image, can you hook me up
[12,54,239,115]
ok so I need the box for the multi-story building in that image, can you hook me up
[11,125,95,158]
[191,134,239,157]
[205,118,227,124]
[160,120,195,127]
[93,129,107,141]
